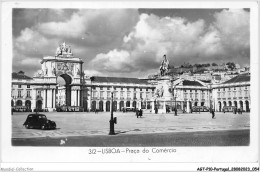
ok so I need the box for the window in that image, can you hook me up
[223,88,225,91]
[228,91,231,97]
[184,90,186,93]
[26,91,30,98]
[217,92,220,98]
[27,85,30,88]
[195,90,197,93]
[18,85,21,88]
[234,87,236,90]
[121,87,123,91]
[146,88,148,91]
[229,87,231,91]
[233,91,236,97]
[245,86,248,90]
[18,90,22,97]
[100,91,104,98]
[127,91,130,98]
[190,93,193,98]
[127,88,129,91]
[218,88,220,91]
[133,93,136,99]
[245,90,248,96]
[100,87,103,90]
[222,92,225,97]
[134,88,136,91]
[107,91,111,97]
[93,86,96,90]
[114,92,117,98]
[120,91,124,98]
[184,93,187,99]
[140,92,143,99]
[93,91,97,98]
[107,87,110,90]
[140,88,142,91]
[195,93,198,99]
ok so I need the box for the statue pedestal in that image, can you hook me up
[152,76,174,114]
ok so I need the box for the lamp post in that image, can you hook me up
[209,84,212,112]
[109,86,116,135]
[171,79,177,116]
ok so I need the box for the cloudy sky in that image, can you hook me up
[13,8,250,78]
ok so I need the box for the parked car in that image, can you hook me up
[23,114,56,130]
[222,106,237,113]
[122,107,135,112]
[192,106,210,112]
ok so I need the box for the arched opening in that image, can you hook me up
[83,99,88,111]
[194,102,198,106]
[11,100,14,107]
[36,100,42,110]
[113,101,117,111]
[99,101,103,111]
[141,101,146,109]
[218,101,222,112]
[239,101,243,111]
[223,101,227,107]
[245,101,249,112]
[228,101,232,106]
[132,101,136,109]
[234,101,237,108]
[106,101,110,112]
[91,101,96,111]
[57,74,72,106]
[147,101,151,109]
[201,102,204,106]
[120,101,124,111]
[16,100,22,106]
[25,100,31,110]
[126,101,130,107]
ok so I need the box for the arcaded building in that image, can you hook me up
[212,74,250,112]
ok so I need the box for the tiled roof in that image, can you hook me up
[12,72,32,80]
[182,80,203,86]
[91,76,149,84]
[223,74,250,84]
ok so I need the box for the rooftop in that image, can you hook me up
[181,80,204,86]
[12,71,32,80]
[223,74,250,84]
[90,76,149,84]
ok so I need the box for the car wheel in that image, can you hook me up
[25,125,29,129]
[41,125,45,130]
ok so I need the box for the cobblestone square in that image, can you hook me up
[12,111,250,138]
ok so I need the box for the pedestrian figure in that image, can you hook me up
[139,109,143,117]
[136,108,139,118]
[212,109,215,119]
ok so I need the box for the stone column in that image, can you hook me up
[117,101,120,111]
[103,101,106,112]
[47,89,52,109]
[187,101,190,113]
[88,87,91,111]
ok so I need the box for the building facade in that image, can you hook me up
[212,74,250,112]
[11,43,251,113]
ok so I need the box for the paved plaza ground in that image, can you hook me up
[12,110,250,138]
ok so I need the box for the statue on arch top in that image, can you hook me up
[55,42,73,57]
[159,54,170,76]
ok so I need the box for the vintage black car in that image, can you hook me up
[23,114,56,130]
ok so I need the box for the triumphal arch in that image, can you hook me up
[33,42,84,110]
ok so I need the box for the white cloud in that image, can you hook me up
[91,49,133,72]
[13,9,250,77]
